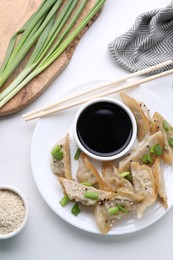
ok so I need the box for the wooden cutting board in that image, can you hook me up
[0,0,103,116]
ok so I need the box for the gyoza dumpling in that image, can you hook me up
[76,153,103,189]
[95,198,131,234]
[120,92,150,141]
[94,190,143,234]
[152,158,168,208]
[131,162,157,218]
[102,162,134,192]
[118,131,164,172]
[58,177,111,206]
[50,133,72,180]
[150,112,173,164]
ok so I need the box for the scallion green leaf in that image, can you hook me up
[153,144,163,156]
[71,202,81,216]
[108,207,119,216]
[74,148,81,160]
[81,182,92,187]
[168,137,173,147]
[51,145,63,160]
[117,204,128,214]
[120,171,130,178]
[142,153,153,164]
[84,191,99,200]
[0,0,106,108]
[163,120,169,132]
[59,195,70,207]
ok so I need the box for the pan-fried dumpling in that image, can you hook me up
[120,92,150,141]
[152,158,168,208]
[118,131,164,172]
[50,133,72,180]
[58,177,111,206]
[95,197,131,234]
[102,162,134,192]
[131,162,157,218]
[95,190,143,234]
[94,190,143,234]
[76,153,103,189]
[150,112,173,164]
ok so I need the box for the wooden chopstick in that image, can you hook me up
[23,60,173,121]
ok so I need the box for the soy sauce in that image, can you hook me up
[76,101,133,157]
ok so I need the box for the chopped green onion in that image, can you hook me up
[117,204,129,214]
[120,171,130,178]
[108,207,119,216]
[74,148,81,160]
[153,144,163,156]
[142,153,153,164]
[81,182,92,186]
[149,146,155,154]
[168,138,173,147]
[126,174,133,183]
[59,195,70,207]
[51,145,63,160]
[163,120,169,132]
[84,191,99,200]
[71,202,81,216]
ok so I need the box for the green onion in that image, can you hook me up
[71,202,81,216]
[0,0,106,108]
[0,0,48,74]
[142,153,153,164]
[163,120,169,132]
[117,204,128,214]
[51,145,63,160]
[108,207,119,216]
[59,195,70,207]
[0,0,60,87]
[81,182,92,186]
[74,148,81,160]
[125,173,133,183]
[120,171,130,178]
[170,126,173,131]
[84,191,99,200]
[149,146,155,154]
[153,144,163,156]
[168,138,173,147]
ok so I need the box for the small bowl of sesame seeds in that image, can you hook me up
[0,185,28,239]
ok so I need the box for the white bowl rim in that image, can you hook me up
[0,185,28,239]
[73,97,137,161]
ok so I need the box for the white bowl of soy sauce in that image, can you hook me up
[73,97,137,161]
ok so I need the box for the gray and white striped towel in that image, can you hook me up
[109,2,173,73]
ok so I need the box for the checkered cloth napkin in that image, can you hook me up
[109,2,173,73]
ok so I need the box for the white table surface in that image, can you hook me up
[1,0,173,259]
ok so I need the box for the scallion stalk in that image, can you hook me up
[0,0,106,108]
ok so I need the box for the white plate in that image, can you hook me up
[31,80,173,235]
